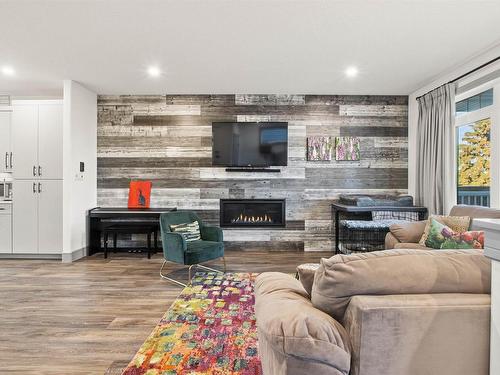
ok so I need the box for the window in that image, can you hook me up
[455,87,495,207]
[456,88,493,116]
[456,118,491,206]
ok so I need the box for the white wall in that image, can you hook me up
[408,42,500,200]
[62,80,97,262]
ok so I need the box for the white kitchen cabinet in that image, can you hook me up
[12,180,38,254]
[0,111,12,173]
[13,179,63,255]
[11,102,63,180]
[9,101,64,257]
[12,104,38,179]
[38,180,63,254]
[38,104,63,179]
[0,203,12,254]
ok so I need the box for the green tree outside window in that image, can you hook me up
[457,118,490,187]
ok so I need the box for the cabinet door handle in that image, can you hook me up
[33,165,37,176]
[33,182,36,193]
[38,166,42,176]
[38,182,42,193]
[4,153,7,169]
[9,152,12,169]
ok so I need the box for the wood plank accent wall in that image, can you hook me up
[97,94,408,252]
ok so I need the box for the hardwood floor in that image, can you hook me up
[0,250,332,375]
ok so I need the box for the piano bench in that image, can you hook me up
[102,225,157,259]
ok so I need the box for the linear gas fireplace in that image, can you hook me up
[220,199,286,228]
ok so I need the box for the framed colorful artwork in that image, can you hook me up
[335,137,360,161]
[307,136,333,161]
[128,180,152,208]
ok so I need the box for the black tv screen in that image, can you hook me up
[212,122,288,167]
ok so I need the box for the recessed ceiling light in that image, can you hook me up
[147,66,161,77]
[345,66,358,78]
[1,66,15,76]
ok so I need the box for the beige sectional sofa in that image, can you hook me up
[255,205,497,375]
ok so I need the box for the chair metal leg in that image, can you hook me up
[188,264,196,283]
[160,257,227,287]
[159,260,186,287]
[196,264,221,273]
[187,262,225,284]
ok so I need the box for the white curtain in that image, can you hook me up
[416,83,457,215]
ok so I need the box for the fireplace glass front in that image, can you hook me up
[220,199,286,227]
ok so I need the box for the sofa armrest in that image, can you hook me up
[388,220,427,243]
[384,232,400,249]
[343,294,490,375]
[161,232,186,264]
[255,272,351,375]
[200,225,223,242]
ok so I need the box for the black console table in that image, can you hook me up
[332,202,427,254]
[88,207,177,255]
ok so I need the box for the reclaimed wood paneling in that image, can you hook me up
[339,104,408,117]
[340,126,408,137]
[97,94,408,252]
[235,94,306,105]
[305,95,408,106]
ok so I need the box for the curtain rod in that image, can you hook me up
[415,56,500,101]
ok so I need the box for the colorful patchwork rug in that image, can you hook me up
[122,272,262,375]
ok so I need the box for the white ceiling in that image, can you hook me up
[1,0,500,96]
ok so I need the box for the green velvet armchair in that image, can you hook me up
[159,211,225,286]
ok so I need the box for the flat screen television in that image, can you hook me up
[212,122,288,167]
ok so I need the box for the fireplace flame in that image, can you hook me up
[231,213,273,224]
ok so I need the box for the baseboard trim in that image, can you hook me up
[0,254,62,260]
[62,247,88,263]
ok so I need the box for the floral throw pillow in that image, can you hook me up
[425,218,484,249]
[419,215,471,245]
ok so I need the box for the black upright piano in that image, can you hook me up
[88,207,177,255]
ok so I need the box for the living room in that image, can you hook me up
[0,1,499,374]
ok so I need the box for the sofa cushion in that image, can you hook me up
[389,220,427,243]
[343,293,490,375]
[255,272,351,374]
[296,263,320,295]
[184,240,223,264]
[311,249,491,321]
[419,215,470,245]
